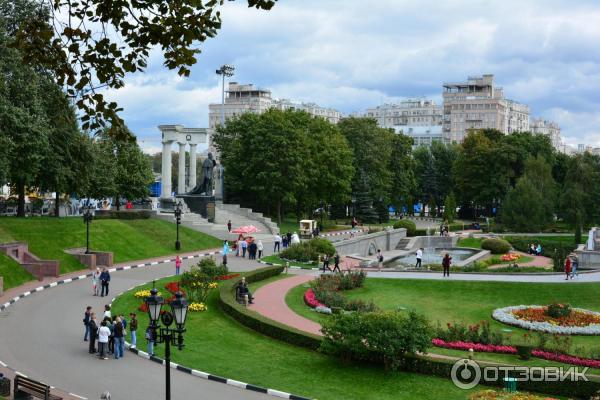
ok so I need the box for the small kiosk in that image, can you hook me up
[299,219,317,239]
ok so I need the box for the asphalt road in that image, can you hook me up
[0,256,270,400]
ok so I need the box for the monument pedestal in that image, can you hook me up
[159,197,177,212]
[177,195,215,222]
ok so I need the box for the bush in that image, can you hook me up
[280,237,335,262]
[435,320,504,345]
[321,310,433,371]
[393,220,416,236]
[94,209,153,219]
[546,303,571,318]
[310,271,370,311]
[197,257,228,280]
[505,236,577,272]
[481,238,511,254]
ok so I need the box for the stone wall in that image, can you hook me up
[0,242,60,281]
[333,228,407,257]
[67,249,114,270]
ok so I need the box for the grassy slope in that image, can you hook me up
[260,254,318,269]
[112,276,478,400]
[0,217,221,277]
[0,252,34,290]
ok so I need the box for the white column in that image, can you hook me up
[161,141,173,198]
[188,144,197,191]
[178,142,186,195]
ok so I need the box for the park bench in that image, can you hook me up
[14,375,62,400]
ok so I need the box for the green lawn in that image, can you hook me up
[288,278,600,358]
[0,217,221,278]
[112,276,480,400]
[0,253,34,290]
[457,237,483,248]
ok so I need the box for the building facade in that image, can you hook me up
[208,82,341,128]
[530,118,563,151]
[363,99,443,129]
[442,74,529,143]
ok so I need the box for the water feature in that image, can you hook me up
[390,248,479,268]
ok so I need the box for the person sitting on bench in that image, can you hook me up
[235,277,254,304]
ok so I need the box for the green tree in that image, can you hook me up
[389,133,415,212]
[11,0,276,136]
[443,192,457,223]
[500,156,556,232]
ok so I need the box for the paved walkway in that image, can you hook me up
[249,275,322,336]
[0,251,271,400]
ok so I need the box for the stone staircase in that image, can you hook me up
[395,238,412,250]
[154,201,278,241]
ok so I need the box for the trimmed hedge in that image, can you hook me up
[94,209,153,219]
[481,238,511,254]
[393,220,416,236]
[218,266,322,350]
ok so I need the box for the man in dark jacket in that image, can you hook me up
[88,313,98,354]
[100,268,111,297]
[83,306,92,341]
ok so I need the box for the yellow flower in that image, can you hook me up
[189,302,207,312]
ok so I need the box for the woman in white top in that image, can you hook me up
[257,240,264,259]
[103,304,111,320]
[92,268,101,296]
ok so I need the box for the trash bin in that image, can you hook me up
[503,377,517,393]
[0,373,10,397]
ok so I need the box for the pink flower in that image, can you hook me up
[304,288,325,308]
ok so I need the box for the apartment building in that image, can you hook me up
[442,74,529,142]
[530,118,563,151]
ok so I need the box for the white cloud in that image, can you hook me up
[104,0,600,148]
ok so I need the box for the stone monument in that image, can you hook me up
[574,227,600,269]
[177,152,217,221]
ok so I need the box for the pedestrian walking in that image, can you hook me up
[129,313,138,348]
[227,220,232,232]
[442,253,452,277]
[415,248,423,269]
[282,235,288,249]
[257,240,264,259]
[332,253,341,273]
[273,234,281,252]
[175,255,182,276]
[100,268,110,297]
[377,249,384,272]
[92,268,101,296]
[571,253,579,279]
[83,306,92,341]
[565,256,572,280]
[113,317,125,359]
[98,321,110,360]
[322,254,330,272]
[249,240,257,260]
[88,313,98,354]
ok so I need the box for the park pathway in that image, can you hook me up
[249,275,322,336]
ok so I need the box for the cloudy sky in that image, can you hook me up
[104,0,600,153]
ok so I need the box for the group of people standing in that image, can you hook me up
[92,267,111,297]
[527,243,543,256]
[232,235,263,260]
[273,232,300,252]
[84,305,138,360]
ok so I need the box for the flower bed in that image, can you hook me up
[432,338,600,369]
[499,253,520,262]
[493,305,600,335]
[188,302,207,312]
[216,273,240,281]
[304,288,326,308]
[470,389,558,400]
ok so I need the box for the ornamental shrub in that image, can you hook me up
[481,238,511,254]
[321,310,433,371]
[546,303,572,319]
[280,237,335,262]
[393,220,416,236]
[197,257,228,280]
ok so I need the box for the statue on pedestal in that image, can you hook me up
[187,152,216,196]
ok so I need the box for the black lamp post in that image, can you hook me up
[320,201,325,228]
[83,204,94,254]
[145,286,188,400]
[174,202,182,250]
[351,196,356,217]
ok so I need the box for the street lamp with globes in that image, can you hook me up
[216,64,235,126]
[145,285,188,400]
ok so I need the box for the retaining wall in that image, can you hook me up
[333,228,407,256]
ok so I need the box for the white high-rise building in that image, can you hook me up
[363,99,443,128]
[530,118,563,151]
[208,82,341,128]
[442,74,530,142]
